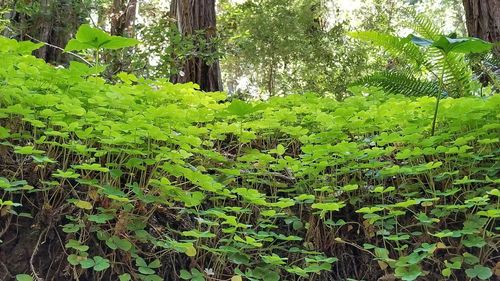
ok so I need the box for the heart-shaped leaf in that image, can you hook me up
[65,24,140,51]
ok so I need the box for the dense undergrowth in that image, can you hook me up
[0,37,499,281]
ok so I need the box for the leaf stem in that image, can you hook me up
[431,61,446,136]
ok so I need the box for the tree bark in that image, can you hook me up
[462,0,500,56]
[169,0,223,92]
[110,0,137,37]
[107,0,138,74]
[13,0,84,64]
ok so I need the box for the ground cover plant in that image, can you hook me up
[0,34,499,281]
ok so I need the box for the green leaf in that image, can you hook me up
[101,36,141,50]
[16,274,33,281]
[341,184,358,192]
[261,254,287,265]
[371,186,395,193]
[105,236,131,252]
[119,273,131,281]
[0,126,10,139]
[113,237,132,251]
[179,269,192,280]
[64,39,95,52]
[394,264,423,281]
[463,236,486,248]
[0,177,10,188]
[80,258,95,269]
[311,202,345,211]
[433,36,492,54]
[72,163,109,172]
[442,266,452,277]
[75,24,109,43]
[477,209,500,218]
[409,35,433,47]
[62,223,81,233]
[356,206,384,214]
[31,155,56,164]
[465,265,493,280]
[179,191,205,207]
[185,245,197,257]
[93,256,110,272]
[410,34,492,54]
[374,247,390,260]
[52,169,80,179]
[64,24,140,51]
[181,230,216,239]
[228,252,250,265]
[87,213,115,224]
[139,266,155,275]
[16,41,44,54]
[462,253,480,265]
[65,239,89,252]
[0,199,22,207]
[148,259,161,269]
[487,188,500,197]
[261,270,279,281]
[273,144,286,155]
[394,199,418,208]
[71,200,93,210]
[135,257,148,267]
[226,100,258,116]
[67,254,84,265]
[14,146,45,155]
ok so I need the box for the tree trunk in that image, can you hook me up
[13,0,84,65]
[107,0,138,74]
[110,0,137,37]
[462,0,500,56]
[169,0,223,92]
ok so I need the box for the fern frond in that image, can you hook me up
[354,71,439,97]
[427,49,473,96]
[411,14,442,41]
[349,31,425,65]
[482,53,500,77]
[441,53,473,96]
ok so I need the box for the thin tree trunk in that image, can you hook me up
[463,0,500,56]
[169,0,223,92]
[110,0,137,37]
[35,0,52,61]
[108,0,138,74]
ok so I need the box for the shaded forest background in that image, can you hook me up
[1,0,498,98]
